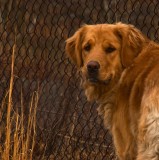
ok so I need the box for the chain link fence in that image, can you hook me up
[0,0,159,159]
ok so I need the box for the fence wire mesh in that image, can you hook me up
[0,0,159,159]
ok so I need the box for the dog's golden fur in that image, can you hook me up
[65,23,159,160]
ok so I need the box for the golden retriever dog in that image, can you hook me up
[65,23,159,160]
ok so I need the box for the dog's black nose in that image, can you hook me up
[87,61,100,74]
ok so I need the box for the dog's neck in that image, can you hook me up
[83,81,118,130]
[83,80,118,104]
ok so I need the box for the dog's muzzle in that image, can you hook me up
[86,61,112,84]
[87,61,100,83]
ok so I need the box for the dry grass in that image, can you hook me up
[0,35,39,160]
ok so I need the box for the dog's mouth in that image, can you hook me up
[87,78,98,83]
[87,74,112,85]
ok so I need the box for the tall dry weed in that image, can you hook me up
[0,35,39,160]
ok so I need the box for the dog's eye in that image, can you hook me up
[84,44,91,51]
[105,47,116,53]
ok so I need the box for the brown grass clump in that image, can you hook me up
[0,37,39,160]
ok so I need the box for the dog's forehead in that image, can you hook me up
[84,24,118,42]
[86,24,114,33]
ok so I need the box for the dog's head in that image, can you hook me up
[65,23,147,101]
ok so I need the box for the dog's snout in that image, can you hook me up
[87,61,100,73]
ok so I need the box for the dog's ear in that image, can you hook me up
[115,23,147,68]
[65,26,86,68]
